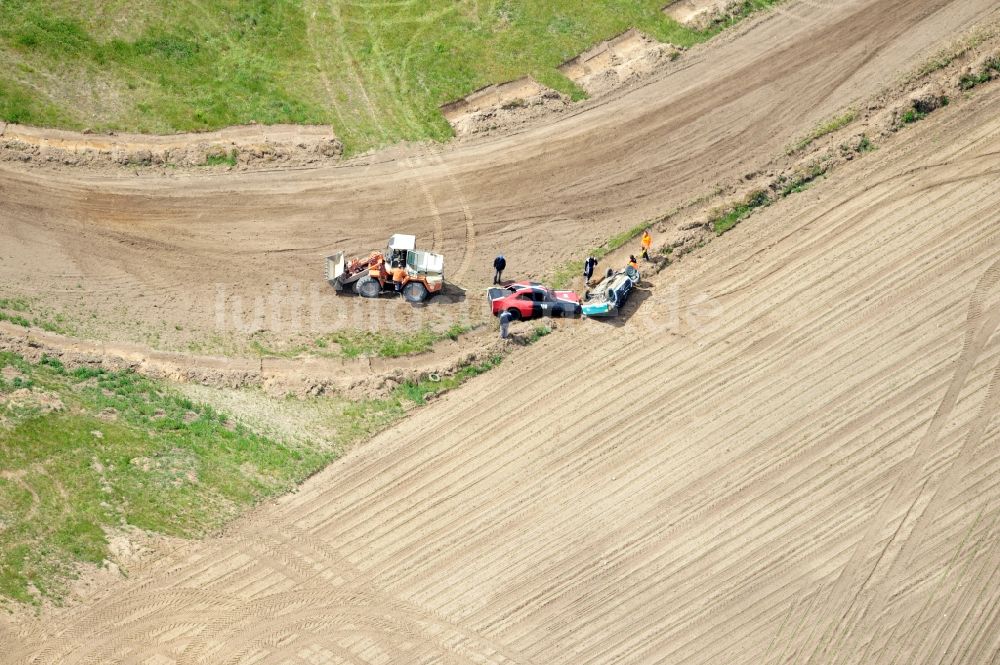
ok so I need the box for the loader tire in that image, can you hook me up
[402,281,429,303]
[356,276,381,298]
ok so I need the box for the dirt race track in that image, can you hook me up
[2,0,998,344]
[3,0,1000,663]
[4,79,1000,664]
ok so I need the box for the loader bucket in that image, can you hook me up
[326,253,346,289]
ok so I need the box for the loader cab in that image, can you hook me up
[387,234,416,269]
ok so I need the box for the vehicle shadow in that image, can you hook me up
[584,285,654,328]
[335,282,468,307]
[426,283,467,307]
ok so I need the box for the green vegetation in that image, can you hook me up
[837,132,874,158]
[710,157,840,235]
[711,189,770,235]
[779,161,828,197]
[325,324,468,359]
[0,352,330,604]
[898,94,947,128]
[959,71,992,90]
[250,324,472,359]
[203,148,238,167]
[959,58,999,90]
[789,109,857,154]
[901,107,927,124]
[0,77,70,126]
[911,26,999,80]
[528,323,553,343]
[0,312,31,328]
[0,299,29,312]
[0,297,74,335]
[0,0,784,154]
[312,352,502,445]
[0,345,506,604]
[394,354,502,405]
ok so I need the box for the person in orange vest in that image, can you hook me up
[392,265,407,291]
[640,229,652,261]
[628,255,639,270]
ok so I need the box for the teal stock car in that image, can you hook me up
[582,266,640,317]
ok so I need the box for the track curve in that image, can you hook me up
[1,0,996,344]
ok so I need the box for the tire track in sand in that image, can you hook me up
[801,259,1000,664]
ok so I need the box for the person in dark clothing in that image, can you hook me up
[493,255,506,284]
[583,256,598,284]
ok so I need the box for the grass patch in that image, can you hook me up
[779,161,828,197]
[0,298,30,313]
[0,77,71,126]
[203,149,238,167]
[710,157,836,235]
[911,25,999,80]
[789,109,857,154]
[0,0,784,155]
[0,312,32,328]
[711,189,770,235]
[0,296,74,335]
[0,351,330,604]
[528,324,553,343]
[294,351,504,449]
[393,354,502,405]
[325,325,468,359]
[250,325,473,360]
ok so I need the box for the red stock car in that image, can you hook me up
[487,282,582,320]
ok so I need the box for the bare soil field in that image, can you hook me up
[4,68,999,665]
[664,0,736,29]
[441,78,572,138]
[2,0,997,352]
[2,0,1000,662]
[559,29,682,97]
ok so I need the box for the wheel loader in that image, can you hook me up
[326,234,445,303]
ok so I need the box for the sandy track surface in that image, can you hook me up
[1,0,997,346]
[4,63,1000,664]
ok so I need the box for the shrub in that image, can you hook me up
[204,149,238,167]
[959,71,992,90]
[901,108,926,124]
